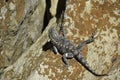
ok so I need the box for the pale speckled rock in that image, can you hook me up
[0,0,46,65]
[50,0,58,16]
[0,17,57,80]
[0,0,46,79]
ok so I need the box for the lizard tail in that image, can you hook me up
[75,54,108,76]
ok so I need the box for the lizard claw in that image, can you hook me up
[60,64,69,69]
[89,30,98,41]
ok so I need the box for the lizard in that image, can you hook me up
[48,27,108,76]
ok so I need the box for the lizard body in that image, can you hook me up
[49,27,107,76]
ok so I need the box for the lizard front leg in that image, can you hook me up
[58,11,66,38]
[52,46,59,54]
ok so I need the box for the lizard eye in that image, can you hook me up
[69,46,73,50]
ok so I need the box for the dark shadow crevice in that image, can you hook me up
[42,0,67,32]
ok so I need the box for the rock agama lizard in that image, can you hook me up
[48,27,108,76]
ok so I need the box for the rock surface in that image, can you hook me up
[0,0,120,80]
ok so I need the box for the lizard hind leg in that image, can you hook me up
[62,53,74,68]
[76,31,96,51]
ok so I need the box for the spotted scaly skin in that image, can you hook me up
[49,27,108,76]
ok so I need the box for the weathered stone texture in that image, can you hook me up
[0,0,120,80]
